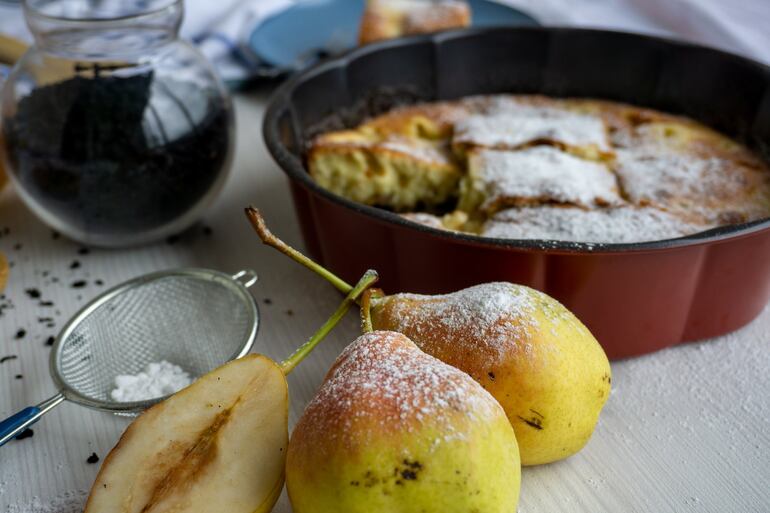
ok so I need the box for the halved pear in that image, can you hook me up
[85,355,288,513]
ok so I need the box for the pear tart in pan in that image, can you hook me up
[307,95,770,244]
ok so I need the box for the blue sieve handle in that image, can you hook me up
[0,407,40,446]
[0,393,66,447]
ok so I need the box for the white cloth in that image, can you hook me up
[505,0,770,66]
[1,0,769,81]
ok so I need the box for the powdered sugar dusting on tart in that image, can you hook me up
[614,148,768,222]
[468,147,622,211]
[378,138,453,165]
[316,134,453,166]
[483,206,714,243]
[308,93,770,241]
[454,105,611,152]
[400,212,445,229]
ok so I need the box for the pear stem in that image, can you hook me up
[279,269,378,375]
[246,207,353,295]
[359,288,384,333]
[360,289,375,333]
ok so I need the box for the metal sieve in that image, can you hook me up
[0,268,259,447]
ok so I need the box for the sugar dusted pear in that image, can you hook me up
[371,282,611,465]
[286,331,521,513]
[85,355,288,513]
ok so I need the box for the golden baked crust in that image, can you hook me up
[307,94,770,242]
[308,101,471,211]
[361,100,472,139]
[359,0,471,45]
[308,128,461,211]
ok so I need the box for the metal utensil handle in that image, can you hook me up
[232,269,258,288]
[0,393,66,447]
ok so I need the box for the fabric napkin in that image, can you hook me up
[0,0,768,83]
[185,0,770,82]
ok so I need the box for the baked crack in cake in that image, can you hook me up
[307,95,770,243]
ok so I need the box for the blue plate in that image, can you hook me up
[249,0,538,73]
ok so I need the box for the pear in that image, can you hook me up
[85,270,379,513]
[371,282,611,465]
[85,355,289,513]
[246,207,611,465]
[286,330,521,513]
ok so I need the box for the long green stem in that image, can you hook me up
[246,207,354,295]
[279,269,377,375]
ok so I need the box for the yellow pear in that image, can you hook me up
[85,355,289,513]
[286,331,520,513]
[247,207,611,465]
[371,282,611,465]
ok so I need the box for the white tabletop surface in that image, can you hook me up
[1,92,769,513]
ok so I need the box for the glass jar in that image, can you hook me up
[0,0,234,247]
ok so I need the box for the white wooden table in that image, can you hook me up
[1,93,769,513]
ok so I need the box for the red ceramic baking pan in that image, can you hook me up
[263,27,770,359]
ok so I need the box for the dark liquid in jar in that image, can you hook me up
[2,71,230,237]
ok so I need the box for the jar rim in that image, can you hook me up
[23,0,182,24]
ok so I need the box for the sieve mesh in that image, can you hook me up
[52,269,258,411]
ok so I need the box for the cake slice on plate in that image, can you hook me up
[359,0,471,45]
